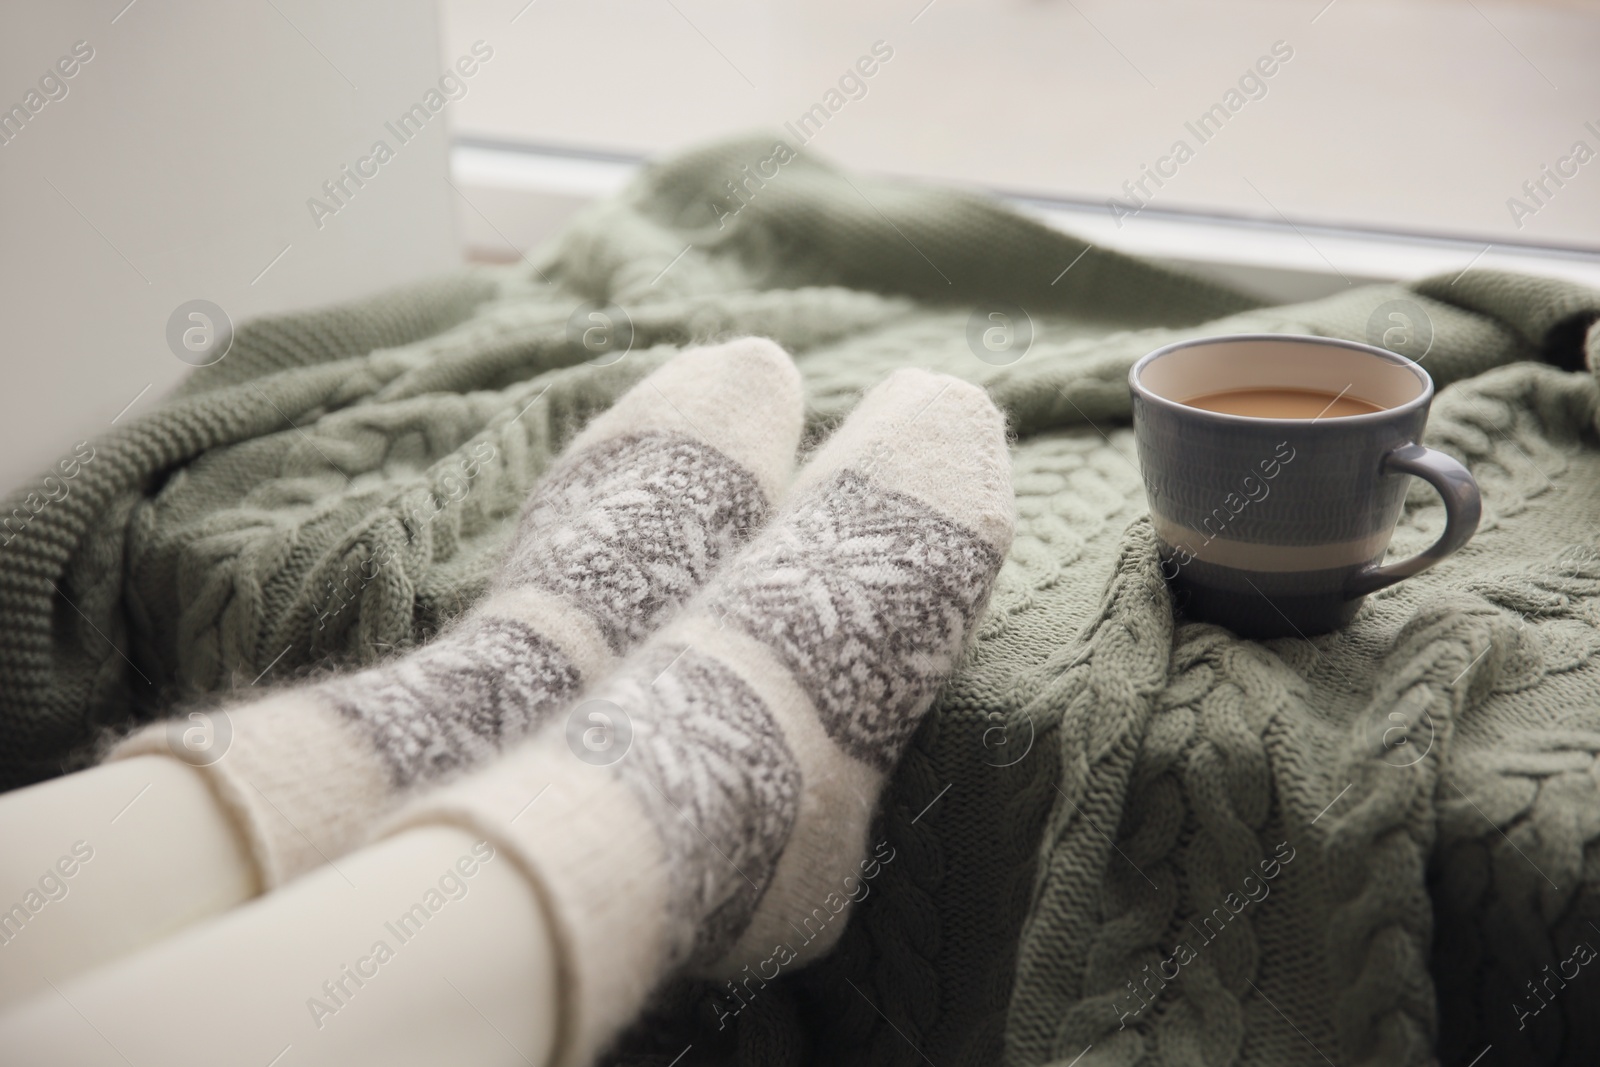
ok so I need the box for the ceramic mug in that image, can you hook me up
[1129,334,1481,638]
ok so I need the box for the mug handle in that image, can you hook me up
[1346,443,1481,599]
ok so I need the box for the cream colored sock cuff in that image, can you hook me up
[381,741,675,1067]
[109,694,392,888]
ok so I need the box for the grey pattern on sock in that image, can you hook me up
[331,616,581,788]
[498,432,770,652]
[711,469,1004,772]
[602,644,800,969]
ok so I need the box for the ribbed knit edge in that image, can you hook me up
[381,743,676,1067]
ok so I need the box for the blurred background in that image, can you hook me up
[3,0,1598,490]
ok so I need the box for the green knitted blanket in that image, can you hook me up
[5,136,1600,1067]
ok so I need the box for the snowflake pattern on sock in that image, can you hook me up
[601,644,801,969]
[331,616,581,788]
[337,431,770,788]
[711,470,1004,772]
[499,432,770,652]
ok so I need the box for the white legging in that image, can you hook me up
[0,757,557,1067]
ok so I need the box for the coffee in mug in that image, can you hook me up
[1182,387,1384,419]
[1129,334,1481,638]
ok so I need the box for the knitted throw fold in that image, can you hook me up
[3,134,1600,1066]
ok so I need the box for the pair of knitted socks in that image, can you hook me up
[113,337,1015,1065]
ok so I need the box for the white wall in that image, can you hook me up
[0,0,459,492]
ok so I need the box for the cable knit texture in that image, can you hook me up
[4,134,1600,1065]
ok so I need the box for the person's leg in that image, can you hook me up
[0,756,256,1007]
[384,369,1015,1065]
[0,825,556,1067]
[0,337,803,1003]
[0,368,1010,1066]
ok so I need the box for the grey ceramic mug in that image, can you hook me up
[1129,334,1481,638]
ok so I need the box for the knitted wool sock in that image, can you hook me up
[386,368,1014,1067]
[110,338,803,887]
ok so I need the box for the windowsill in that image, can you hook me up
[452,137,1600,305]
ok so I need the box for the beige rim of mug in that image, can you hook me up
[1130,334,1433,426]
